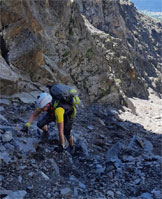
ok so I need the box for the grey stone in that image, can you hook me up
[74,187,78,197]
[107,172,114,178]
[0,99,10,105]
[13,137,38,153]
[40,171,50,181]
[106,141,123,168]
[0,114,8,123]
[18,176,22,183]
[134,178,141,185]
[0,189,12,197]
[0,151,12,164]
[28,172,34,177]
[96,164,105,174]
[78,181,86,189]
[60,188,72,197]
[0,125,17,131]
[77,139,90,158]
[4,143,15,151]
[107,190,115,198]
[69,175,86,189]
[2,131,13,142]
[49,159,60,176]
[87,125,94,130]
[128,135,144,150]
[144,139,153,153]
[0,145,6,152]
[140,192,153,199]
[123,97,136,115]
[3,190,27,199]
[98,118,105,126]
[151,189,161,199]
[106,142,121,162]
[122,155,135,162]
[0,106,5,111]
[0,175,4,181]
[47,193,51,198]
[106,164,115,172]
[26,186,33,191]
[11,93,35,104]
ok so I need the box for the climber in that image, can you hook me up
[20,92,76,154]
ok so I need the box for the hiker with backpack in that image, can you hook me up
[20,84,80,154]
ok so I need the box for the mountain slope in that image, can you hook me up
[0,1,162,198]
[0,0,162,106]
[0,94,161,199]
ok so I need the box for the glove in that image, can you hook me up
[54,145,64,153]
[20,126,28,133]
[20,123,30,133]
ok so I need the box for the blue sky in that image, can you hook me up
[130,0,162,12]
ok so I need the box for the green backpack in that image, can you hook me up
[49,83,80,106]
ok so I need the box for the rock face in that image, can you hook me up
[0,0,162,105]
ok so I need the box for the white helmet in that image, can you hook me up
[36,93,52,109]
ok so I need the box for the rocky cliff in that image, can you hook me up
[0,0,162,105]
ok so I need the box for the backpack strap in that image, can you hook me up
[70,105,77,119]
[53,100,59,110]
[52,99,75,117]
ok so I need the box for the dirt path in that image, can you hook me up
[119,88,162,134]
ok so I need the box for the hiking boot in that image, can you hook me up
[54,145,64,153]
[41,131,49,143]
[71,145,76,155]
